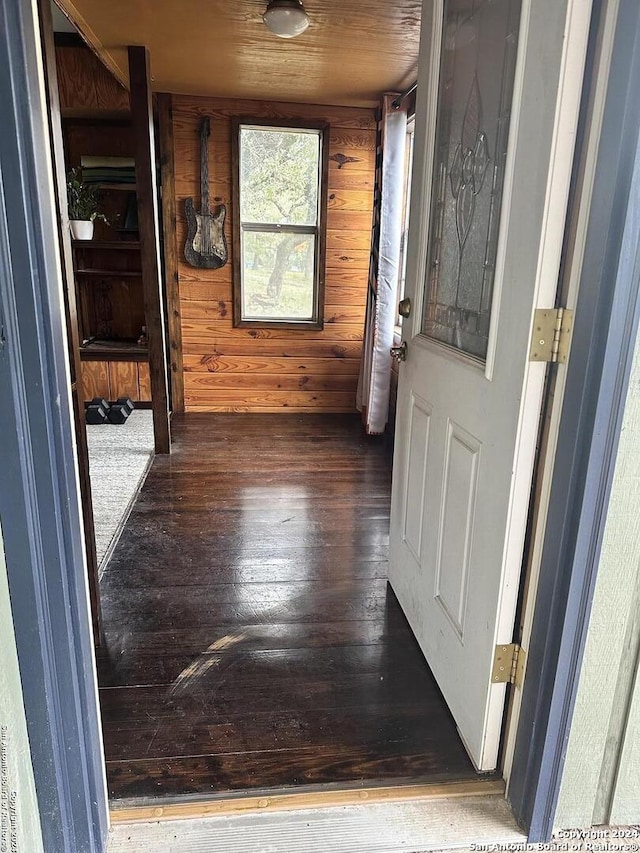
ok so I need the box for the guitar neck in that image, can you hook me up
[200,118,210,213]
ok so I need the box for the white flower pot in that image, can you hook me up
[70,220,94,240]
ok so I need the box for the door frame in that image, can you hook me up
[508,0,640,837]
[0,0,107,851]
[2,0,640,851]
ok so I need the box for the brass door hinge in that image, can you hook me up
[529,308,573,363]
[492,643,526,690]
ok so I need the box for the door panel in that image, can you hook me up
[403,394,431,559]
[389,0,591,770]
[434,420,479,638]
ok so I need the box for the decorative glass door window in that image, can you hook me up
[232,120,328,329]
[421,0,522,360]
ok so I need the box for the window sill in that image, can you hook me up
[234,318,324,332]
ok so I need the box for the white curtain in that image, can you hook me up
[357,93,408,434]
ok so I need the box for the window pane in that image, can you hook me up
[421,0,522,360]
[242,230,316,321]
[240,127,320,226]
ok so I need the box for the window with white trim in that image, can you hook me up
[232,119,328,329]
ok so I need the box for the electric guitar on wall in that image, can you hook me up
[184,117,228,269]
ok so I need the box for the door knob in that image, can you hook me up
[390,341,407,362]
[398,297,412,318]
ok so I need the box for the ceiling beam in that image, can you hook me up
[52,0,128,88]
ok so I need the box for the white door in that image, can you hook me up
[389,0,591,771]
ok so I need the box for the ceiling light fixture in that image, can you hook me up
[263,0,310,39]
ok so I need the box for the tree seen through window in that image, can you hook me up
[234,121,327,327]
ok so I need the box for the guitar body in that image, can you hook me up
[183,116,229,270]
[184,197,228,269]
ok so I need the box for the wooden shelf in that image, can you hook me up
[60,109,131,122]
[80,340,148,361]
[97,183,137,191]
[72,236,144,356]
[72,240,140,250]
[75,268,142,277]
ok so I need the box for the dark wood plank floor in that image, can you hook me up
[97,413,479,802]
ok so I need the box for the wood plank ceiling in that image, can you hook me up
[53,0,422,107]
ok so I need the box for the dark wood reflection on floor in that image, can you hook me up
[97,413,477,801]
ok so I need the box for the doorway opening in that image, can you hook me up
[3,0,636,840]
[50,4,486,807]
[42,0,594,819]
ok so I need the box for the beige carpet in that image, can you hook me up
[86,410,154,572]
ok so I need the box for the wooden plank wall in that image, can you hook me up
[81,360,152,403]
[171,95,376,413]
[56,42,129,114]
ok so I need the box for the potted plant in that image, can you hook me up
[66,167,109,240]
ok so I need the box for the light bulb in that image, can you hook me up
[263,0,310,39]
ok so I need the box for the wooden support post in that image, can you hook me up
[37,0,103,644]
[157,93,185,413]
[128,46,171,453]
